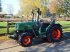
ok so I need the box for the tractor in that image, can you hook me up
[10,8,63,47]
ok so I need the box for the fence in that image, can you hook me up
[56,17,70,21]
[0,17,70,35]
[0,18,23,35]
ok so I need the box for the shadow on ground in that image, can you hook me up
[30,32,70,46]
[63,32,70,38]
[0,32,70,52]
[20,32,70,52]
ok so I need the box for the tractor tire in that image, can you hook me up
[47,25,63,42]
[18,33,32,47]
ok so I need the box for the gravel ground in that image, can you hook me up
[0,32,70,52]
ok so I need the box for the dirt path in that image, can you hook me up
[0,32,70,52]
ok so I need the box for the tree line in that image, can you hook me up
[19,0,70,17]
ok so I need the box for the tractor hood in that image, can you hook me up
[15,21,36,31]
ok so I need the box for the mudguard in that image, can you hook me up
[46,23,62,35]
[53,24,62,27]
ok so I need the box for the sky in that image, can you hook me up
[1,0,20,15]
[1,0,52,15]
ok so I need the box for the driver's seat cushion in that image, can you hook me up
[41,23,49,32]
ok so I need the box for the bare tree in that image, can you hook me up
[6,4,13,16]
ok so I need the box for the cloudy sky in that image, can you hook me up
[1,0,20,15]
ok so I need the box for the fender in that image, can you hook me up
[20,29,36,38]
[53,24,62,27]
[46,23,62,35]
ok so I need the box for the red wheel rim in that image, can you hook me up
[52,28,61,40]
[22,36,30,45]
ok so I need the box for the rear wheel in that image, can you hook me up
[52,28,61,40]
[18,34,32,47]
[47,25,62,42]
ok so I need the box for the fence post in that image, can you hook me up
[7,20,9,34]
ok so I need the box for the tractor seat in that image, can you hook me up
[40,18,52,32]
[41,23,50,32]
[40,18,51,24]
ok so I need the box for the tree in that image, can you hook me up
[61,0,70,17]
[7,4,13,16]
[20,0,33,16]
[20,0,48,17]
[48,0,63,17]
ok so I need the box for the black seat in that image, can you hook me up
[41,23,49,32]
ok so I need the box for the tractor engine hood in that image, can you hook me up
[15,21,36,31]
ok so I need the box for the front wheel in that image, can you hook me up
[47,25,63,42]
[18,34,32,47]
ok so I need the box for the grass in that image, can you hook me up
[0,28,15,34]
[0,21,70,34]
[0,21,69,41]
[0,22,15,27]
[0,22,15,34]
[56,21,70,32]
[0,22,7,26]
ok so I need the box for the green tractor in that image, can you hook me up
[11,8,63,47]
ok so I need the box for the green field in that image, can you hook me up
[0,21,70,34]
[0,28,15,34]
[0,22,7,26]
[0,22,15,34]
[56,21,70,32]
